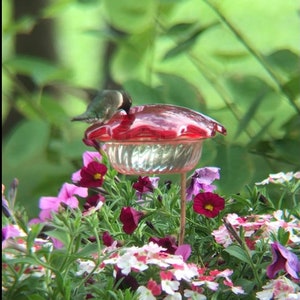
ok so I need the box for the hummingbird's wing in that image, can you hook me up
[71,90,126,124]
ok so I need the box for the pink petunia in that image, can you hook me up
[38,183,88,221]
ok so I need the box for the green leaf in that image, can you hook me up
[123,80,161,105]
[27,223,44,250]
[3,120,50,167]
[247,118,274,148]
[44,229,69,247]
[234,90,269,139]
[103,0,156,33]
[77,243,99,257]
[213,50,248,61]
[215,144,252,194]
[164,22,198,38]
[224,244,251,264]
[273,138,300,165]
[157,73,205,111]
[3,15,36,35]
[265,49,300,75]
[26,295,47,300]
[4,55,70,85]
[277,227,290,245]
[163,22,219,60]
[282,74,300,100]
[5,256,41,266]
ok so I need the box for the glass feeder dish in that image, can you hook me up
[84,104,227,175]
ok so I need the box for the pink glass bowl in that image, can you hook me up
[85,105,226,175]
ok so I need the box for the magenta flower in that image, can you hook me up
[2,225,23,249]
[2,225,21,241]
[186,167,220,200]
[132,176,159,200]
[193,192,225,218]
[71,151,102,183]
[175,244,192,261]
[78,161,107,188]
[119,207,144,234]
[38,183,88,221]
[267,242,300,279]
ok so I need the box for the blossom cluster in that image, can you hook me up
[2,150,300,300]
[96,242,244,299]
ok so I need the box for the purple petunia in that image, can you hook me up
[186,167,220,201]
[267,242,300,280]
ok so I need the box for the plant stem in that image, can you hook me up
[179,172,187,245]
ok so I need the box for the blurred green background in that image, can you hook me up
[2,0,300,217]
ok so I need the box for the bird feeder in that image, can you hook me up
[84,104,227,244]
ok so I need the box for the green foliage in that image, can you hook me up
[2,0,300,217]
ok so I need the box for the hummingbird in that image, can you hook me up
[71,89,132,124]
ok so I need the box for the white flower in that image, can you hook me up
[255,172,295,185]
[161,279,180,295]
[212,224,232,247]
[172,263,198,281]
[76,259,96,276]
[163,292,182,300]
[256,276,300,300]
[142,241,167,253]
[192,280,219,291]
[184,289,207,299]
[293,172,300,179]
[116,252,141,275]
[137,286,156,300]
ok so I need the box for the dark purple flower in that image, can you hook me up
[119,207,144,234]
[132,176,159,199]
[267,242,300,279]
[186,167,220,200]
[149,236,178,254]
[79,161,107,188]
[193,192,225,218]
[102,231,114,247]
[102,231,122,247]
[115,269,139,291]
